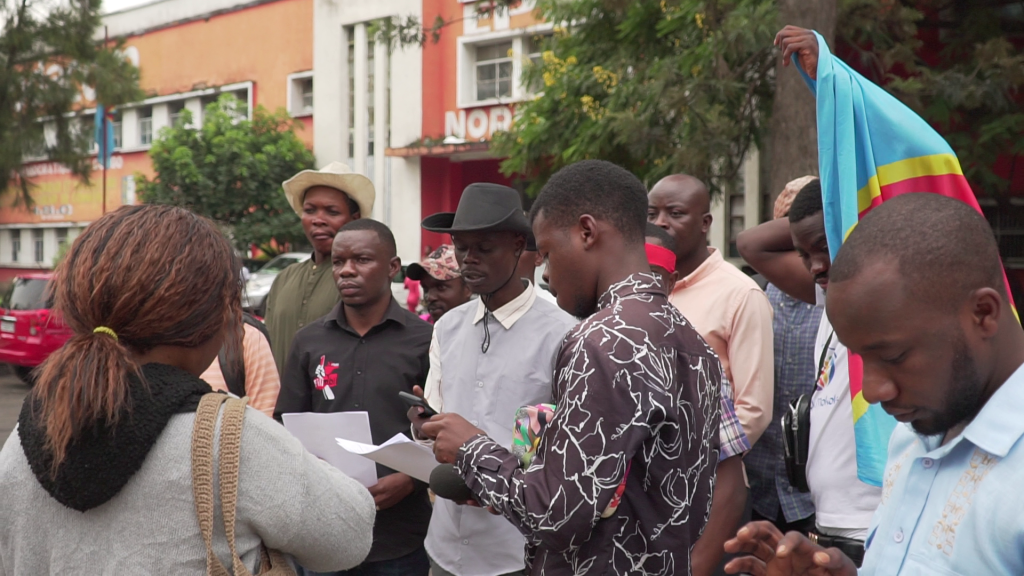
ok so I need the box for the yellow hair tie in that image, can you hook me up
[93,326,118,341]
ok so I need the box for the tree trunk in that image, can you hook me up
[766,0,837,206]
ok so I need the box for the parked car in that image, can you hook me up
[241,252,311,316]
[0,273,72,383]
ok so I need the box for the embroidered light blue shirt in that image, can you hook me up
[859,361,1024,575]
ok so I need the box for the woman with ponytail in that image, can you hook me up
[0,205,374,574]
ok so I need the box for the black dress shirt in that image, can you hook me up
[276,298,432,563]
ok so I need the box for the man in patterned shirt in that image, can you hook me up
[424,160,721,575]
[647,221,752,574]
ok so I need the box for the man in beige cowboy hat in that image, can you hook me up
[264,162,375,376]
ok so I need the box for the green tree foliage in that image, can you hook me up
[837,0,1024,197]
[137,95,315,253]
[491,0,778,197]
[0,0,142,204]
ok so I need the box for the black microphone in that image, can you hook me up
[429,464,475,502]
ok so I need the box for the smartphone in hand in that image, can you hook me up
[399,391,438,418]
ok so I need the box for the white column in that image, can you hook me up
[742,147,762,233]
[353,23,369,181]
[152,103,170,135]
[373,39,388,223]
[121,108,139,149]
[184,98,203,128]
[709,193,727,255]
[338,26,351,167]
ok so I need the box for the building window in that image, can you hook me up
[203,88,250,122]
[475,42,513,101]
[169,101,186,126]
[11,230,20,263]
[227,89,249,120]
[525,34,548,94]
[302,80,314,111]
[138,107,153,146]
[111,111,122,149]
[79,114,97,152]
[56,228,68,249]
[33,229,44,263]
[289,74,314,116]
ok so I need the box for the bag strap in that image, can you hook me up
[218,396,252,576]
[191,393,232,576]
[817,330,835,377]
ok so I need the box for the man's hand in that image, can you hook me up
[406,385,430,438]
[420,413,485,464]
[775,26,819,80]
[723,522,858,576]
[368,473,416,511]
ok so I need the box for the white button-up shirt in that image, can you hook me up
[423,282,577,576]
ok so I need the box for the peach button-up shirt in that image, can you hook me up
[201,322,281,418]
[669,247,774,445]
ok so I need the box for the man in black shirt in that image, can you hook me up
[276,219,432,576]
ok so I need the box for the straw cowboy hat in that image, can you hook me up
[422,183,532,239]
[282,162,375,217]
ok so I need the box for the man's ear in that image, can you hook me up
[969,287,1003,340]
[702,213,713,235]
[579,214,599,250]
[389,257,402,281]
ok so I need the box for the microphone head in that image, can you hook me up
[429,464,475,502]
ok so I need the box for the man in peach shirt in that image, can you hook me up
[648,175,774,575]
[648,174,774,445]
[201,321,281,417]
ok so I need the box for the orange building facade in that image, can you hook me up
[0,0,314,281]
[387,0,548,255]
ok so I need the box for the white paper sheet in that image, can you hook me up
[335,433,440,483]
[282,412,378,488]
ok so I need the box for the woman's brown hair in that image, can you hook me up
[33,204,241,473]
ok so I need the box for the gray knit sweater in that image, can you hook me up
[0,408,376,575]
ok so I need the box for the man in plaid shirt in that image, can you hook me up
[739,178,823,535]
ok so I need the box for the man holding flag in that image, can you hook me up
[726,25,1024,575]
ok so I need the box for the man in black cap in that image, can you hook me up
[408,183,577,576]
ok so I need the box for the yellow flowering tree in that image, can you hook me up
[491,0,778,197]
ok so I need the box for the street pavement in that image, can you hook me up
[0,366,30,446]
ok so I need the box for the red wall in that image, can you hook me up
[420,157,512,254]
[419,0,516,255]
[421,0,461,141]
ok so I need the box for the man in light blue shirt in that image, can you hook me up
[723,193,1024,575]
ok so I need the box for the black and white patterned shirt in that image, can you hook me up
[456,273,722,575]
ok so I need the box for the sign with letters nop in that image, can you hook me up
[444,105,513,141]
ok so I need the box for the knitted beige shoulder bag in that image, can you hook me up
[191,393,296,576]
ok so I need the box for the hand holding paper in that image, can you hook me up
[335,433,440,483]
[282,412,378,487]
